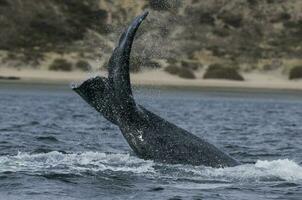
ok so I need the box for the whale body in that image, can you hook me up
[73,11,240,168]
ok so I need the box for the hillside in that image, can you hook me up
[0,0,302,76]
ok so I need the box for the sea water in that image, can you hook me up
[0,83,301,200]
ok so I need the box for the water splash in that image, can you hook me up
[0,151,155,175]
[0,151,301,183]
[166,159,302,182]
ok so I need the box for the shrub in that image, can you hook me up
[49,58,72,71]
[218,13,242,28]
[199,12,215,25]
[212,27,229,37]
[143,60,162,69]
[75,60,91,71]
[0,0,8,6]
[262,59,283,71]
[21,50,44,66]
[181,60,203,71]
[164,66,196,79]
[203,64,244,81]
[289,66,302,80]
[130,56,143,73]
[167,58,178,65]
[164,65,180,75]
[178,68,196,79]
[0,1,109,51]
[0,76,20,80]
[6,52,17,59]
[148,0,181,11]
[262,64,273,71]
[247,0,258,6]
[101,61,109,70]
[270,12,291,23]
[208,46,227,57]
[149,0,170,10]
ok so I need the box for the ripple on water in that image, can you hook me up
[35,136,59,142]
[1,87,302,199]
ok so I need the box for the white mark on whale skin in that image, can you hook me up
[137,130,144,142]
[138,134,143,142]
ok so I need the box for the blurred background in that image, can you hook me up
[0,0,302,87]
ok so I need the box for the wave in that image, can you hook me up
[0,151,301,183]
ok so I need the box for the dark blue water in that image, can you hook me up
[0,83,302,200]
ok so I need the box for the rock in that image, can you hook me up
[203,63,244,81]
[289,66,302,80]
[49,58,72,71]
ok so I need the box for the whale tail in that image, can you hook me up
[73,11,149,123]
[108,11,149,109]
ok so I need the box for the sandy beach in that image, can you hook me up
[0,67,302,92]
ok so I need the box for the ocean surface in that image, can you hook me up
[0,83,301,200]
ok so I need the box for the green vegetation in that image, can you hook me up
[289,66,302,80]
[0,0,301,75]
[178,68,196,79]
[148,0,181,11]
[49,59,72,71]
[164,66,195,79]
[203,64,244,81]
[0,0,108,51]
[0,0,8,6]
[75,60,91,71]
[164,66,180,75]
[181,60,203,71]
[143,60,162,69]
[0,76,20,80]
[217,12,243,28]
[129,56,162,72]
[130,56,143,73]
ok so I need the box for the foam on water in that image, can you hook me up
[0,151,301,183]
[0,151,155,175]
[170,159,302,182]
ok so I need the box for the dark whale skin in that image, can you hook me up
[73,11,240,168]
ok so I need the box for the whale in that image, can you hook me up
[72,11,240,168]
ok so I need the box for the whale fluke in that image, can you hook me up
[73,11,240,168]
[108,11,149,108]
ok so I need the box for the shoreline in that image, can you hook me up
[0,68,302,93]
